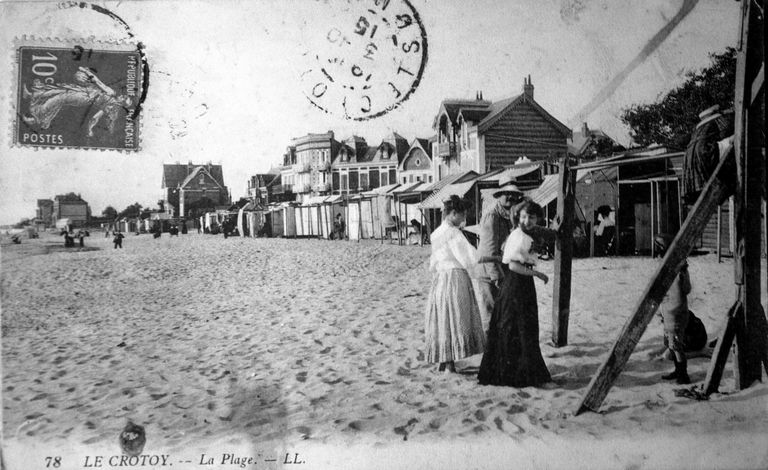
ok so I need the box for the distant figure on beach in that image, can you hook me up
[424,196,485,373]
[333,213,345,240]
[76,229,86,247]
[113,232,124,249]
[654,234,693,384]
[61,230,75,248]
[479,200,553,388]
[474,174,525,336]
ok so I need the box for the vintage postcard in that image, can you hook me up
[1,1,766,470]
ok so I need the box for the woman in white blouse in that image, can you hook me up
[424,196,485,373]
[479,200,553,387]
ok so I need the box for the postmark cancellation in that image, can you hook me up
[300,0,428,121]
[11,38,143,151]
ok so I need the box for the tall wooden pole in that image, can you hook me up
[731,0,767,388]
[552,156,576,347]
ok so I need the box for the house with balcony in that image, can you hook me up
[280,132,339,203]
[399,137,435,185]
[432,76,571,182]
[162,162,230,218]
[331,133,408,195]
[247,169,293,205]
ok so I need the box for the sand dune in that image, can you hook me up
[2,232,767,469]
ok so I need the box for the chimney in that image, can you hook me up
[523,75,534,100]
[479,90,483,100]
[582,122,589,137]
[475,91,479,100]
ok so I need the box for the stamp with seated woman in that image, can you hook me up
[13,39,144,151]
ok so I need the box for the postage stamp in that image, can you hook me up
[300,0,428,121]
[12,40,143,151]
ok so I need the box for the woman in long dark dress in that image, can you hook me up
[478,201,552,387]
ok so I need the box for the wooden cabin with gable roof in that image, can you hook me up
[432,76,571,181]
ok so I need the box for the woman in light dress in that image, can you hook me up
[424,196,485,373]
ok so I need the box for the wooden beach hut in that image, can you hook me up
[319,195,344,239]
[282,204,297,237]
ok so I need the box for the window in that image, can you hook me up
[198,175,205,185]
[360,173,368,190]
[416,176,421,182]
[402,177,406,184]
[409,175,413,183]
[381,171,388,186]
[341,174,348,190]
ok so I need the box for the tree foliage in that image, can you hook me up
[118,202,143,219]
[621,48,736,149]
[101,206,118,220]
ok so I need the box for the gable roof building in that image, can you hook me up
[432,76,571,181]
[331,133,408,195]
[162,162,230,217]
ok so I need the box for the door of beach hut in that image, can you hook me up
[348,200,361,241]
[294,206,303,236]
[271,208,283,237]
[360,198,374,239]
[283,206,296,237]
[308,205,320,237]
[320,202,331,239]
[302,206,309,236]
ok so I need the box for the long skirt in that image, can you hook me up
[424,269,485,363]
[478,271,551,387]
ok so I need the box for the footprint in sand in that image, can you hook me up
[393,418,419,441]
[493,416,524,435]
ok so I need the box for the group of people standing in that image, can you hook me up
[424,175,557,387]
[424,102,733,388]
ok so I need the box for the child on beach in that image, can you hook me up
[424,196,485,373]
[654,234,692,384]
[479,200,552,387]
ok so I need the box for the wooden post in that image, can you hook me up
[552,157,576,347]
[575,153,733,415]
[731,0,767,389]
[703,301,740,395]
[717,204,722,263]
[419,193,424,247]
[589,170,595,258]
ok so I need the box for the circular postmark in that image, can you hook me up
[300,0,428,121]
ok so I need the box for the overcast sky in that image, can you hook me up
[0,0,740,224]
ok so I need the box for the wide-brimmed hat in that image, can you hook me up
[698,104,720,120]
[493,173,524,198]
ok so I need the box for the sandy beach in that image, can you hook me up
[2,232,768,469]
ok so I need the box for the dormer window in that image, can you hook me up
[198,175,205,185]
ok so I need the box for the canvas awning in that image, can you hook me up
[303,195,328,205]
[362,183,401,196]
[418,180,478,209]
[323,195,344,203]
[525,174,559,207]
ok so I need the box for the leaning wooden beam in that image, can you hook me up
[575,153,733,415]
[703,301,740,395]
[552,158,576,347]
